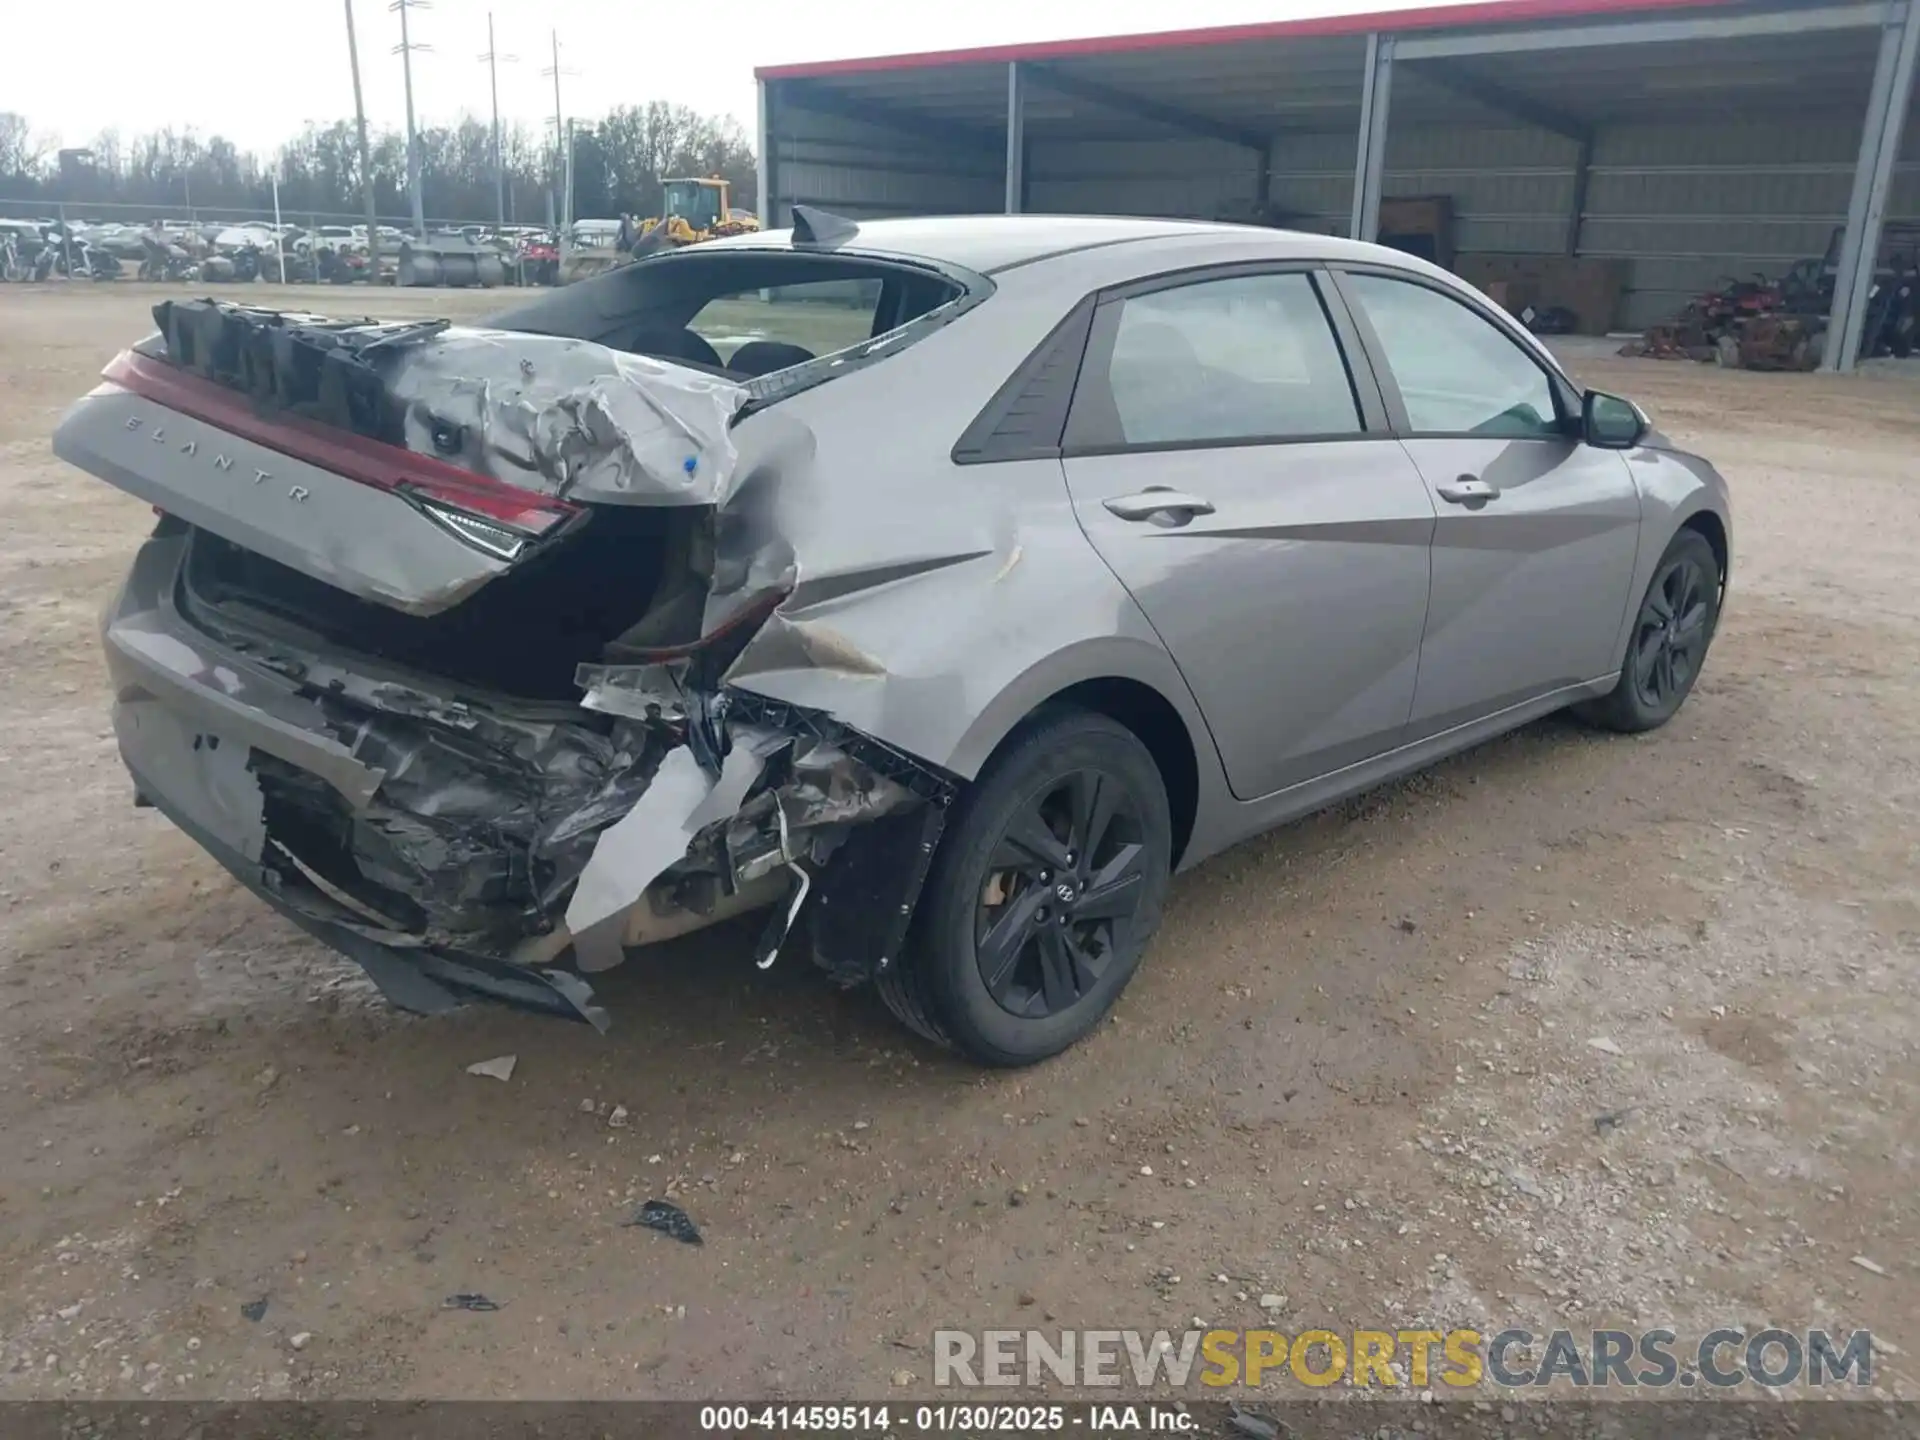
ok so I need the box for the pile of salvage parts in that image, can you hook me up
[1621,222,1919,370]
[1620,272,1827,371]
[79,298,958,1032]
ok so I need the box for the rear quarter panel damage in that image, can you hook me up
[712,317,1219,789]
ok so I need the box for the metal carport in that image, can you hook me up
[755,0,1920,372]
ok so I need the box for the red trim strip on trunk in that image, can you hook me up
[102,349,576,534]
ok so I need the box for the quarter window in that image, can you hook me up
[1093,273,1363,446]
[1343,273,1562,439]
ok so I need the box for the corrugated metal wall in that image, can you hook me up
[1266,126,1596,304]
[770,103,1002,223]
[1583,113,1920,327]
[1026,138,1266,219]
[775,98,1920,332]
[1026,114,1920,330]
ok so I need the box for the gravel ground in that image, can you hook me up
[0,282,1915,1405]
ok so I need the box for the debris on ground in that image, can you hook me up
[1504,1168,1547,1199]
[240,1298,268,1323]
[1853,1256,1889,1277]
[1586,1036,1624,1056]
[464,1054,517,1083]
[1227,1402,1281,1440]
[608,1105,631,1129]
[443,1293,501,1312]
[1593,1107,1636,1135]
[628,1199,703,1245]
[288,1331,312,1350]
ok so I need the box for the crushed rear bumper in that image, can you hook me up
[101,526,954,1027]
[129,759,608,1026]
[105,528,611,1024]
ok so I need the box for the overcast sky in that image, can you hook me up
[4,0,1462,156]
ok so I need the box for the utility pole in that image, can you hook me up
[478,13,516,231]
[390,0,432,237]
[343,0,380,273]
[563,118,576,242]
[540,30,576,259]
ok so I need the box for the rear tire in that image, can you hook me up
[1577,528,1721,733]
[879,709,1172,1067]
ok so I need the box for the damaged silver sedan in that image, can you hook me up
[54,211,1731,1065]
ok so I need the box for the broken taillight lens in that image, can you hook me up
[101,349,577,542]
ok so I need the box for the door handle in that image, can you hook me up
[1435,476,1501,506]
[1103,489,1216,524]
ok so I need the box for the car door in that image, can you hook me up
[1330,268,1643,736]
[1060,266,1437,801]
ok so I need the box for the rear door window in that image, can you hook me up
[688,277,885,370]
[1072,272,1363,448]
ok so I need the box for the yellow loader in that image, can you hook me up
[559,177,761,284]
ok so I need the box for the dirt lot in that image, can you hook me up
[1,282,1916,1404]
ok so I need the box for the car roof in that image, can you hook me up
[699,213,1382,275]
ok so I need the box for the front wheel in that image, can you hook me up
[1577,528,1721,733]
[877,710,1172,1067]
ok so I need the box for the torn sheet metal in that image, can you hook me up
[565,732,778,971]
[780,739,915,828]
[735,613,889,680]
[575,660,692,723]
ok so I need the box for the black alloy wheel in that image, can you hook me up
[876,709,1172,1066]
[1630,549,1713,713]
[1578,527,1722,733]
[973,767,1152,1020]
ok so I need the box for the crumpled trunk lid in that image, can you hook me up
[53,298,748,616]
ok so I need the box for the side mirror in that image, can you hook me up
[1583,391,1647,450]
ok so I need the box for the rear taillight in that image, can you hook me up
[102,349,577,543]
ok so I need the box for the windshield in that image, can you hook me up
[664,181,722,232]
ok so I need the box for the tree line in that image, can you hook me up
[0,105,756,225]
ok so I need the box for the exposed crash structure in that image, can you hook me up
[57,292,957,1031]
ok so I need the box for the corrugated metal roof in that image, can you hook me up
[761,1,1883,136]
[755,0,1748,80]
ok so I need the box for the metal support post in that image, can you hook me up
[1827,0,1920,371]
[1351,34,1395,242]
[1005,62,1027,215]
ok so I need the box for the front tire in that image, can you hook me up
[1578,528,1721,733]
[877,709,1172,1067]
